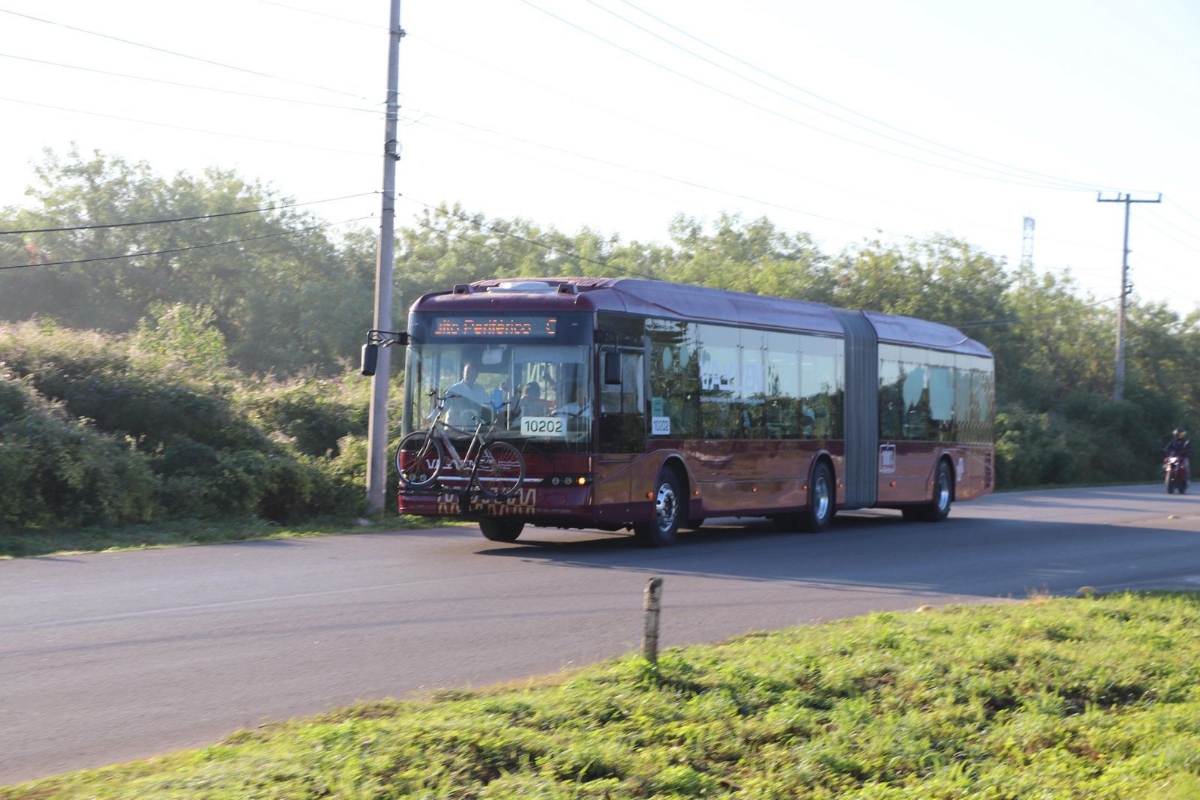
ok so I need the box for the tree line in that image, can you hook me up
[1,149,1196,530]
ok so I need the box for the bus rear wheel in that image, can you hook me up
[903,461,953,522]
[800,462,835,533]
[634,469,682,547]
[479,518,525,542]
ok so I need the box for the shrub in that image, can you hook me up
[0,321,369,531]
[0,377,159,529]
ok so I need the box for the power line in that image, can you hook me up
[606,0,1113,194]
[405,194,1139,335]
[0,7,366,99]
[1,216,372,271]
[0,96,376,158]
[0,53,380,114]
[520,0,1102,192]
[411,112,915,240]
[400,196,658,278]
[951,295,1120,330]
[0,192,376,235]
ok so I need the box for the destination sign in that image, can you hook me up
[431,316,558,338]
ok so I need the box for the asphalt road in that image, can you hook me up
[4,484,1200,786]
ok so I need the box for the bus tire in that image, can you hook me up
[907,460,953,522]
[479,518,525,542]
[634,469,682,547]
[800,462,834,533]
[396,431,443,488]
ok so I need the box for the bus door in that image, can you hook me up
[594,347,646,516]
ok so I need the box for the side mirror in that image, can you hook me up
[604,351,621,385]
[360,343,379,376]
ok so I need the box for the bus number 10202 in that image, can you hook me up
[521,416,565,437]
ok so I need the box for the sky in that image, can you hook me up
[2,0,1199,317]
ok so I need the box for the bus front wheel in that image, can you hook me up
[634,469,682,547]
[479,518,525,542]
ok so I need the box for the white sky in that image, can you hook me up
[2,0,1198,318]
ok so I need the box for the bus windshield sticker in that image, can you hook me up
[521,416,566,437]
[652,416,671,435]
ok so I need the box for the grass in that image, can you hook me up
[0,514,443,559]
[5,591,1200,799]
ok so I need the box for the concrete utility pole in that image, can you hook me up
[366,0,404,513]
[1096,192,1161,403]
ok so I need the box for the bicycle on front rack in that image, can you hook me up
[395,390,526,500]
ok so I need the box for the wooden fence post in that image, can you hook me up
[642,577,663,663]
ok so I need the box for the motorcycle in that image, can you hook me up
[1164,455,1189,494]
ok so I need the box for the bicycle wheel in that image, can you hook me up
[395,430,444,488]
[476,441,525,499]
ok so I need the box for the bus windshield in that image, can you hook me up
[406,341,594,451]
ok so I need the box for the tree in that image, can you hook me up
[0,148,371,375]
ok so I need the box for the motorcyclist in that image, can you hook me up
[1163,428,1192,458]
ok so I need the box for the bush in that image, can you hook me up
[0,377,159,528]
[0,321,369,532]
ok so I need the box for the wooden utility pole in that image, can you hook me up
[1096,192,1161,403]
[366,0,404,513]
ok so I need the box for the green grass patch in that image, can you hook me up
[0,514,442,559]
[6,592,1200,798]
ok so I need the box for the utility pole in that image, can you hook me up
[1097,192,1161,403]
[366,0,404,514]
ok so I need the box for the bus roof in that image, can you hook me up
[418,278,991,358]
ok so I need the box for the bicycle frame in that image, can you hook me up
[396,391,525,499]
[429,418,488,480]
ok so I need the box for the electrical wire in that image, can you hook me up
[606,0,1117,194]
[520,0,1103,192]
[411,112,916,241]
[0,53,381,114]
[0,96,376,158]
[399,195,658,278]
[0,7,366,99]
[400,194,1152,333]
[1,216,372,271]
[0,192,377,235]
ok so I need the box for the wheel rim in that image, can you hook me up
[478,442,525,498]
[813,474,830,522]
[936,472,951,512]
[655,481,679,533]
[398,436,437,486]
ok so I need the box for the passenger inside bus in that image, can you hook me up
[517,381,553,417]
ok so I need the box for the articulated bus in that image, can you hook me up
[384,278,994,546]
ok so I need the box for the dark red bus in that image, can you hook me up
[391,278,994,546]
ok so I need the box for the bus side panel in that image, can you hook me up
[665,440,821,516]
[877,442,939,506]
[875,443,995,508]
[953,444,994,501]
[593,453,643,524]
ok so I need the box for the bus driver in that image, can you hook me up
[444,361,490,428]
